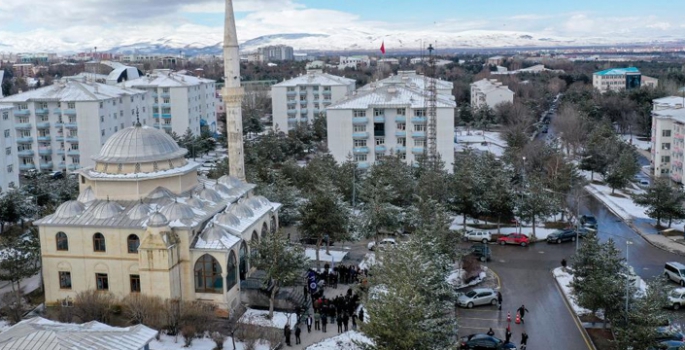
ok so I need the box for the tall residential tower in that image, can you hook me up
[222,0,245,180]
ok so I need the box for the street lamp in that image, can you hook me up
[625,240,634,316]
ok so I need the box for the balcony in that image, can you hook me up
[353,147,369,154]
[375,145,387,153]
[38,147,52,155]
[299,91,307,96]
[65,123,78,129]
[287,110,297,115]
[66,137,79,142]
[63,109,77,116]
[13,110,29,117]
[67,149,80,156]
[17,137,33,143]
[15,123,31,130]
[36,122,50,129]
[313,108,320,114]
[286,91,297,97]
[17,150,34,157]
[412,147,425,154]
[352,132,368,139]
[162,124,172,129]
[20,164,35,170]
[55,122,63,128]
[58,162,66,169]
[160,93,170,98]
[395,116,406,123]
[395,131,406,137]
[412,131,426,138]
[374,130,385,137]
[68,164,80,171]
[395,146,406,153]
[353,117,368,125]
[373,116,385,123]
[287,100,297,105]
[323,91,331,96]
[288,117,298,123]
[55,135,64,142]
[56,149,65,155]
[35,108,49,115]
[40,162,53,170]
[37,136,51,142]
[162,103,171,108]
[300,117,308,123]
[300,109,308,114]
[412,117,427,124]
[162,114,172,119]
[53,108,62,114]
[357,162,369,169]
[151,93,158,98]
[152,104,159,109]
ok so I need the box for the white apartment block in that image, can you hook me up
[470,79,514,110]
[0,79,150,173]
[327,82,456,171]
[271,70,356,131]
[651,96,685,182]
[338,56,370,70]
[0,105,19,192]
[361,70,454,100]
[591,67,658,93]
[258,45,294,61]
[122,70,218,136]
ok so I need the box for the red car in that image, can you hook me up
[498,233,530,247]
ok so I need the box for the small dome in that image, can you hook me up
[77,187,96,204]
[245,197,264,210]
[218,175,244,189]
[91,201,123,219]
[148,212,169,227]
[201,224,230,242]
[217,184,242,197]
[230,203,254,219]
[186,196,205,209]
[159,201,196,221]
[54,200,85,218]
[216,212,241,228]
[147,187,176,200]
[93,125,187,164]
[255,196,271,205]
[128,202,152,220]
[197,186,222,203]
[214,183,232,195]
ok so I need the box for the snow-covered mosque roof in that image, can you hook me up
[93,125,187,164]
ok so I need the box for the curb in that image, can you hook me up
[551,270,597,350]
[583,186,685,257]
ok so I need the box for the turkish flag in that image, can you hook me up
[380,41,385,54]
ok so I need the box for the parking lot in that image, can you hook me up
[457,306,513,338]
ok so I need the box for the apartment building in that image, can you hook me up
[338,56,370,70]
[361,70,454,100]
[592,67,658,93]
[271,70,356,131]
[13,64,33,78]
[651,96,685,182]
[259,45,294,61]
[0,105,19,192]
[0,78,150,173]
[327,82,456,171]
[470,79,514,110]
[121,70,218,136]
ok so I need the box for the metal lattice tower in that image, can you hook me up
[425,44,438,162]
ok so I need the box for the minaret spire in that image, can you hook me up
[223,0,246,180]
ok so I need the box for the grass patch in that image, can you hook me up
[544,221,569,229]
[586,327,614,350]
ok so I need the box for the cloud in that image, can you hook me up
[564,14,595,33]
[508,14,553,21]
[646,22,672,30]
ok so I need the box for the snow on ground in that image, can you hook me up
[454,129,507,158]
[450,216,562,241]
[621,134,651,151]
[552,267,591,317]
[149,334,271,350]
[304,330,373,350]
[447,269,488,290]
[358,253,376,270]
[455,142,505,158]
[239,308,298,329]
[305,248,349,263]
[584,182,649,220]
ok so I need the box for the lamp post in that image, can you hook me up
[625,240,634,316]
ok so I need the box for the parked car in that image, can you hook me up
[459,333,504,349]
[497,233,530,247]
[23,169,39,179]
[367,238,397,251]
[574,226,592,238]
[546,229,578,244]
[49,171,63,180]
[457,288,499,308]
[469,244,491,262]
[656,326,685,342]
[654,340,685,350]
[665,262,685,286]
[463,231,493,244]
[579,215,598,229]
[667,288,685,310]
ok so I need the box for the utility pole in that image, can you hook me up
[425,44,438,163]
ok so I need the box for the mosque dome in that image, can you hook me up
[159,201,196,222]
[197,185,222,203]
[230,203,254,219]
[148,212,169,227]
[77,187,96,204]
[245,197,264,210]
[128,201,153,220]
[146,187,177,206]
[186,195,206,209]
[93,125,187,164]
[91,200,124,219]
[216,212,241,228]
[200,224,230,242]
[54,200,85,219]
[218,175,244,189]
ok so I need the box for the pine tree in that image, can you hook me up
[449,150,483,231]
[479,153,514,233]
[605,149,639,194]
[248,230,308,319]
[256,171,301,226]
[634,179,685,227]
[613,279,669,350]
[516,175,559,239]
[0,228,41,292]
[357,172,403,246]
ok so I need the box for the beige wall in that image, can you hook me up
[80,170,198,200]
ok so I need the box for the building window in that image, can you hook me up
[59,271,71,289]
[287,87,295,92]
[130,274,141,292]
[4,147,10,155]
[226,252,237,291]
[6,165,12,173]
[194,254,223,293]
[127,234,140,253]
[3,130,9,137]
[93,233,106,252]
[353,125,366,132]
[414,124,426,132]
[397,123,406,131]
[313,86,319,91]
[414,139,426,147]
[399,153,406,160]
[96,273,109,290]
[67,102,75,109]
[663,130,672,137]
[397,108,406,116]
[397,137,406,146]
[414,109,426,117]
[2,112,7,120]
[374,109,384,116]
[354,154,367,162]
[375,138,385,145]
[99,102,103,108]
[354,139,367,147]
[353,110,366,117]
[56,232,68,251]
[662,143,671,150]
[662,156,671,163]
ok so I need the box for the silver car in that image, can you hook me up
[457,288,498,308]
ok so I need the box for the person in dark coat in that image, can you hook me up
[321,313,328,332]
[505,327,512,343]
[342,313,350,331]
[314,311,320,331]
[517,305,530,324]
[294,325,301,345]
[521,332,529,350]
[284,325,291,346]
[336,314,343,333]
[351,312,357,330]
[487,328,495,336]
[306,314,313,333]
[497,291,503,310]
[359,308,364,323]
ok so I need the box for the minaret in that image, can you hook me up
[222,0,246,180]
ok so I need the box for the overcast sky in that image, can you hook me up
[0,0,683,50]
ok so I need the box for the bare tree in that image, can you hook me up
[553,104,589,157]
[73,290,115,323]
[122,294,165,337]
[0,291,27,324]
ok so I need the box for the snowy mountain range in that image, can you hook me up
[0,29,682,55]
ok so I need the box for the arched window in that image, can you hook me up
[93,233,106,252]
[194,254,223,293]
[226,251,238,291]
[239,242,248,281]
[127,234,140,254]
[251,230,259,243]
[56,232,68,251]
[261,223,268,239]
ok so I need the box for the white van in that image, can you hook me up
[664,262,685,286]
